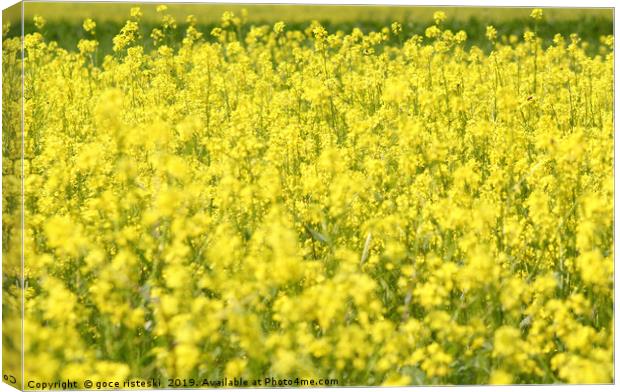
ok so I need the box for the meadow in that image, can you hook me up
[2,3,614,388]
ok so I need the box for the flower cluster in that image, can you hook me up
[2,7,613,387]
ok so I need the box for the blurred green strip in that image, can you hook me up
[22,3,613,24]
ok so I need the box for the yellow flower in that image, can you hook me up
[391,22,402,35]
[486,25,497,41]
[433,11,447,25]
[130,6,143,19]
[33,15,46,29]
[493,326,521,357]
[273,21,286,34]
[82,18,96,34]
[530,8,544,20]
[489,370,513,385]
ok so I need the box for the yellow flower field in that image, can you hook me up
[2,5,614,388]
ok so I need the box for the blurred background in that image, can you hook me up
[3,3,613,56]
